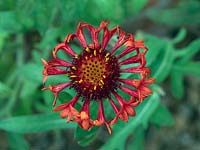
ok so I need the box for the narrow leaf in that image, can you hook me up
[150,104,174,126]
[127,127,144,150]
[77,133,96,147]
[170,71,184,100]
[74,126,98,140]
[0,113,76,133]
[20,63,43,83]
[175,39,200,63]
[171,28,187,44]
[151,43,174,82]
[137,32,165,66]
[172,61,200,77]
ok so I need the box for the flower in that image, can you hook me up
[42,21,155,134]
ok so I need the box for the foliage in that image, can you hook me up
[0,0,199,149]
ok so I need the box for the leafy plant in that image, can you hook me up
[0,0,199,149]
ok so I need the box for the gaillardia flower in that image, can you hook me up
[42,21,155,134]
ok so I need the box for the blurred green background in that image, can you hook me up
[0,0,200,150]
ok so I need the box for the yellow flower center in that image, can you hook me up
[69,48,120,100]
[81,56,107,87]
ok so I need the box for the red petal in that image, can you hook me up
[53,95,79,111]
[144,78,156,84]
[96,99,106,124]
[42,59,68,83]
[42,82,71,95]
[119,111,129,122]
[53,43,76,57]
[81,120,90,130]
[119,79,141,87]
[125,40,145,48]
[87,23,100,49]
[105,123,112,135]
[53,103,69,112]
[120,66,143,73]
[101,24,118,50]
[64,33,76,43]
[108,97,120,114]
[119,86,138,97]
[111,29,128,54]
[125,105,136,116]
[81,99,90,115]
[141,86,153,96]
[140,67,151,79]
[44,67,68,76]
[119,54,142,65]
[48,58,72,67]
[76,22,88,48]
[117,47,139,59]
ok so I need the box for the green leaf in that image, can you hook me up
[6,132,29,150]
[170,71,184,100]
[34,100,50,113]
[0,82,11,99]
[32,51,43,65]
[172,61,200,77]
[0,80,21,117]
[171,28,187,44]
[15,0,59,34]
[58,91,73,104]
[0,0,15,11]
[151,43,174,82]
[17,81,39,114]
[0,113,76,133]
[150,104,174,126]
[75,126,98,146]
[86,0,124,24]
[130,0,148,14]
[137,32,165,66]
[0,32,7,53]
[43,90,56,107]
[100,92,160,150]
[77,133,96,147]
[127,127,144,150]
[20,80,39,99]
[75,126,98,139]
[0,11,21,33]
[19,62,43,83]
[147,0,200,27]
[175,39,200,63]
[37,27,61,58]
[59,0,88,24]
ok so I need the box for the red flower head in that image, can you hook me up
[42,21,155,134]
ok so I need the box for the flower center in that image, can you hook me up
[69,48,120,100]
[80,56,106,87]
